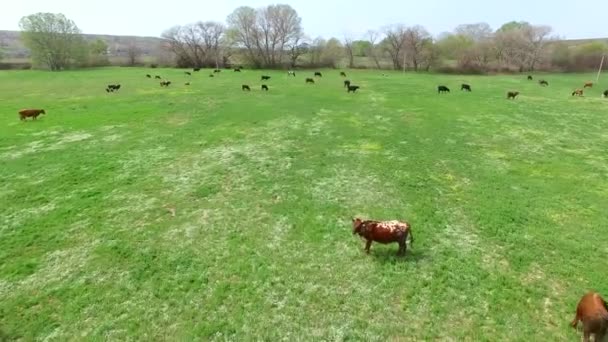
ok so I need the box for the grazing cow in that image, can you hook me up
[261,84,269,91]
[106,84,121,92]
[242,85,251,91]
[344,80,351,88]
[340,71,347,77]
[160,81,171,87]
[234,68,241,72]
[571,292,608,342]
[185,71,192,76]
[185,82,191,86]
[572,89,584,97]
[438,85,450,94]
[193,68,201,72]
[306,78,315,84]
[314,72,323,77]
[288,71,296,77]
[214,69,221,73]
[146,74,151,78]
[352,218,413,256]
[347,85,360,93]
[584,82,594,88]
[209,74,214,78]
[507,91,520,99]
[155,75,161,79]
[18,109,46,121]
[603,90,608,98]
[527,75,533,80]
[539,80,549,86]
[261,75,271,81]
[461,84,472,92]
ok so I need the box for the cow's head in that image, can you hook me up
[41,109,46,114]
[352,218,363,235]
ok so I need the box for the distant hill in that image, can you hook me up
[0,30,164,60]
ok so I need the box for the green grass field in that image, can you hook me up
[1,67,607,340]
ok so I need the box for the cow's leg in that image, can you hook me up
[397,238,406,256]
[365,240,372,254]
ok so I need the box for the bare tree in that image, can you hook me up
[126,39,142,66]
[383,25,407,70]
[366,30,383,69]
[288,33,307,67]
[344,36,355,68]
[309,37,326,66]
[162,21,226,68]
[227,4,301,68]
[403,25,431,71]
[521,25,553,71]
[197,21,225,68]
[455,23,493,42]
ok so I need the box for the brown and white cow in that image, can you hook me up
[18,109,46,120]
[571,292,608,342]
[352,218,413,256]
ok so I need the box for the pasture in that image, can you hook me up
[1,68,607,340]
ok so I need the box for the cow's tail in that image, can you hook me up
[408,226,414,245]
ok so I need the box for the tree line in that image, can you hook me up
[15,8,608,72]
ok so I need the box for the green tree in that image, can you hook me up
[352,40,372,57]
[497,21,530,33]
[89,38,109,66]
[19,12,85,70]
[550,42,571,69]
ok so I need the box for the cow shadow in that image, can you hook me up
[368,247,427,264]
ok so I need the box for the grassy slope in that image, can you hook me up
[0,68,607,340]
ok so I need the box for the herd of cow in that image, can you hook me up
[437,75,608,100]
[13,68,608,340]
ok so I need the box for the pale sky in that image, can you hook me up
[1,0,605,39]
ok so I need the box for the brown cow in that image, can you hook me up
[18,109,46,121]
[571,292,608,342]
[352,218,413,256]
[572,89,584,97]
[584,82,594,88]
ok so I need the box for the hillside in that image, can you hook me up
[0,30,164,59]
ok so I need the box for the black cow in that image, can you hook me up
[344,80,351,88]
[306,78,315,84]
[214,69,221,73]
[461,84,472,92]
[146,74,151,78]
[185,82,191,86]
[261,84,269,91]
[603,90,608,98]
[507,91,520,99]
[155,75,161,79]
[527,75,533,81]
[185,71,192,76]
[209,74,214,78]
[193,68,201,72]
[539,80,549,86]
[340,71,347,77]
[106,84,121,92]
[438,85,450,94]
[261,75,271,81]
[234,68,241,72]
[314,72,323,77]
[242,85,251,91]
[160,81,171,87]
[347,85,360,93]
